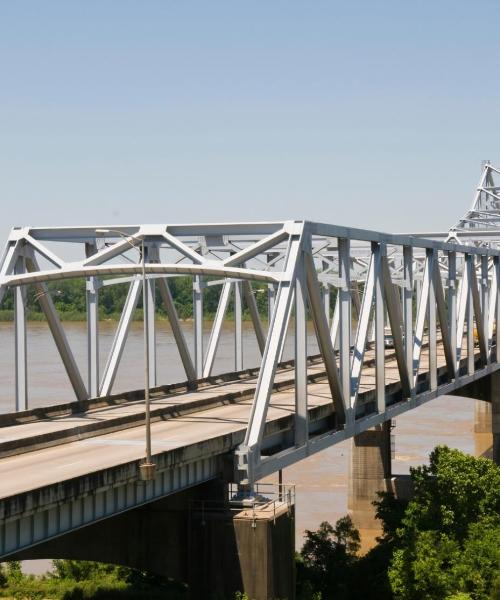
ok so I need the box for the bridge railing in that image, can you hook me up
[0,222,499,484]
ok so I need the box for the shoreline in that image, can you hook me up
[0,310,270,324]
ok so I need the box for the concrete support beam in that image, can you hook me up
[13,479,296,600]
[474,400,493,458]
[189,500,295,600]
[348,420,392,531]
[474,399,492,433]
[490,371,500,464]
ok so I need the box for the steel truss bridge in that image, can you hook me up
[1,163,500,484]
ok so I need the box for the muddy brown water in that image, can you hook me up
[0,322,489,573]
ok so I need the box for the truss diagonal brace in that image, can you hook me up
[381,255,412,398]
[26,254,88,402]
[350,251,376,409]
[469,258,488,363]
[157,278,196,382]
[433,257,456,380]
[241,280,266,354]
[239,233,303,483]
[305,251,346,424]
[203,281,233,378]
[100,278,142,396]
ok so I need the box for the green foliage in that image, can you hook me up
[0,277,271,322]
[373,490,409,544]
[491,574,500,600]
[298,516,360,599]
[51,560,120,582]
[296,447,500,600]
[388,446,500,600]
[0,559,186,599]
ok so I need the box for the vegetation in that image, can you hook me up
[0,277,271,322]
[297,446,500,600]
[387,446,500,600]
[0,560,186,599]
[1,447,498,599]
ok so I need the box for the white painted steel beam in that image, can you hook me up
[241,230,304,481]
[14,255,28,411]
[305,251,346,423]
[100,279,142,397]
[193,275,204,379]
[350,252,375,408]
[203,281,232,378]
[241,280,266,355]
[338,238,351,414]
[382,255,411,397]
[156,278,196,382]
[294,255,308,448]
[25,254,88,403]
[234,281,243,371]
[85,243,99,398]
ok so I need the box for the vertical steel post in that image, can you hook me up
[428,249,437,390]
[141,238,155,479]
[323,259,330,325]
[374,243,385,412]
[85,243,99,398]
[415,278,422,318]
[448,251,457,371]
[338,238,351,414]
[142,239,151,464]
[466,256,475,375]
[234,280,243,371]
[481,254,489,361]
[267,253,277,322]
[496,256,500,364]
[14,255,27,411]
[144,245,157,386]
[403,246,413,384]
[294,253,308,447]
[193,275,203,378]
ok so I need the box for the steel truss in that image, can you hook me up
[2,168,500,484]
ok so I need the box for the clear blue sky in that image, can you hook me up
[1,1,498,243]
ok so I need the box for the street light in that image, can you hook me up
[96,229,156,481]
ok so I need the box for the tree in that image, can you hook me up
[387,446,500,600]
[298,516,360,599]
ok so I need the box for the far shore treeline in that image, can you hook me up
[0,277,277,322]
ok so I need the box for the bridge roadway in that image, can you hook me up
[0,338,478,559]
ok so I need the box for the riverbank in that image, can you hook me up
[0,310,269,323]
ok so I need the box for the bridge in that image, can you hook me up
[0,162,499,598]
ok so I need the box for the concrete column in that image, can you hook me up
[188,501,295,600]
[348,421,392,532]
[13,479,296,600]
[491,371,500,465]
[474,399,493,458]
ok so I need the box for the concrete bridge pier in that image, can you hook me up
[461,370,500,464]
[10,479,296,600]
[475,399,493,458]
[489,371,500,464]
[348,420,392,536]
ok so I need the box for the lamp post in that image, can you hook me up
[96,229,156,481]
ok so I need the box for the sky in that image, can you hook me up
[1,1,499,244]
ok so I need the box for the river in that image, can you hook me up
[0,321,490,573]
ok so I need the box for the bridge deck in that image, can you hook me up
[0,340,446,500]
